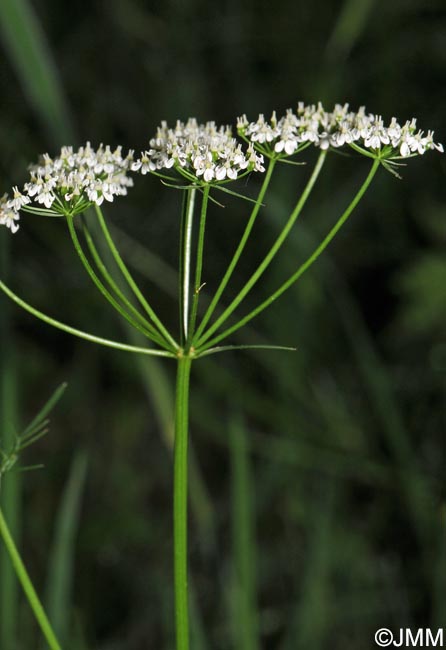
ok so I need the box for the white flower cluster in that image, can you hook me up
[238,103,443,159]
[1,107,442,235]
[132,119,265,183]
[0,143,134,233]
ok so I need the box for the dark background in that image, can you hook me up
[0,1,445,649]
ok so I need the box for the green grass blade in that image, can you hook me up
[189,579,209,650]
[229,416,260,650]
[325,0,376,61]
[280,486,336,650]
[0,0,75,142]
[0,233,20,650]
[45,450,88,645]
[20,383,67,440]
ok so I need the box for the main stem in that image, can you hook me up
[174,355,193,650]
[0,508,61,650]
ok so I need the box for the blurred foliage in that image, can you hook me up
[0,0,445,648]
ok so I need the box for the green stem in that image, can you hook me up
[0,279,176,358]
[180,189,197,342]
[66,216,169,349]
[94,205,179,351]
[196,158,380,352]
[193,159,276,344]
[0,508,61,650]
[178,191,187,346]
[195,151,327,348]
[174,356,193,650]
[188,186,210,341]
[79,220,170,350]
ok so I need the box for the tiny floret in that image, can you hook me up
[0,194,20,233]
[7,186,31,211]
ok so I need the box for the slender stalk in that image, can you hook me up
[94,205,179,350]
[174,356,193,650]
[178,191,187,346]
[195,151,327,348]
[188,186,210,340]
[193,159,277,344]
[79,220,170,349]
[181,189,197,342]
[66,216,169,349]
[196,158,380,352]
[0,508,61,650]
[0,279,175,358]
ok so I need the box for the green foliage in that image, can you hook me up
[0,0,444,648]
[395,253,446,336]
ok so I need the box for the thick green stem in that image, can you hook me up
[196,158,380,352]
[174,356,193,650]
[195,151,327,348]
[94,205,179,350]
[193,159,276,344]
[0,508,61,650]
[188,186,210,341]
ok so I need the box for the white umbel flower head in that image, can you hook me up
[132,119,265,184]
[1,143,135,231]
[240,102,443,163]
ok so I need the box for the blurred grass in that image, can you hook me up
[325,0,376,62]
[0,234,20,650]
[280,484,336,650]
[229,416,259,650]
[45,450,88,646]
[0,0,444,647]
[0,0,74,143]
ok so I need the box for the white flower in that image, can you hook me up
[131,152,154,174]
[425,131,444,153]
[36,188,55,208]
[0,194,20,233]
[7,186,30,211]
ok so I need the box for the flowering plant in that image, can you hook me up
[0,102,442,650]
